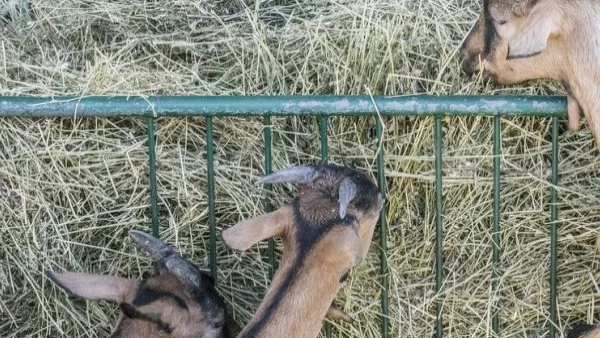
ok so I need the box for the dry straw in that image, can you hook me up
[1,0,600,337]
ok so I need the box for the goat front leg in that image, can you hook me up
[567,94,581,132]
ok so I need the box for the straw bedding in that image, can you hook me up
[1,0,600,337]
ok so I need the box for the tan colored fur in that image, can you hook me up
[233,211,359,337]
[221,166,382,338]
[460,0,600,148]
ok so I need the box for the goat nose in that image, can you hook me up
[459,53,481,75]
[460,58,475,75]
[459,49,473,74]
[459,46,468,60]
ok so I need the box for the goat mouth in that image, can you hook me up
[458,48,483,75]
[481,71,500,85]
[460,58,480,75]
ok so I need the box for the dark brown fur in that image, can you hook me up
[222,165,383,338]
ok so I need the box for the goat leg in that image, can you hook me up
[587,106,600,151]
[578,96,600,150]
[567,94,581,132]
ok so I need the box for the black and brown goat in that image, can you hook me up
[459,0,600,148]
[221,164,383,338]
[45,230,239,338]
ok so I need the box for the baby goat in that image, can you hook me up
[45,230,239,338]
[460,0,600,148]
[221,164,383,338]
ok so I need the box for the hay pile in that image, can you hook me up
[1,0,600,337]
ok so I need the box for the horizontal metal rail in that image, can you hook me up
[0,95,566,338]
[0,95,567,117]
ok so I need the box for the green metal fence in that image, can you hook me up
[0,95,568,338]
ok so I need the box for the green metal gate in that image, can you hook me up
[0,94,568,338]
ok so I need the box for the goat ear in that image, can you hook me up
[45,271,136,303]
[507,6,561,60]
[222,206,293,251]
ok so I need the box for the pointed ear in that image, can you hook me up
[221,206,292,251]
[45,271,137,303]
[507,6,561,59]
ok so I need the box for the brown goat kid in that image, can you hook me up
[460,0,600,148]
[221,164,383,338]
[45,230,239,338]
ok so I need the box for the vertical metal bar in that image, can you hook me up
[549,116,559,338]
[147,117,159,238]
[206,116,217,281]
[492,117,501,336]
[320,116,329,164]
[319,116,332,338]
[435,116,444,338]
[376,116,389,338]
[263,115,275,280]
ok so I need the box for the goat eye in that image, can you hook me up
[495,19,507,25]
